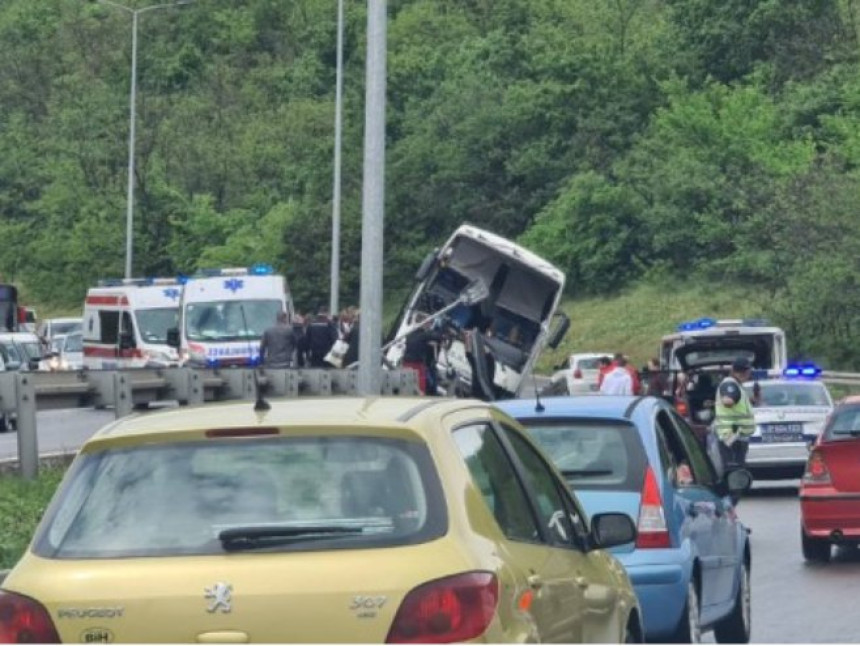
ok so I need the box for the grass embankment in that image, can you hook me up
[0,467,65,570]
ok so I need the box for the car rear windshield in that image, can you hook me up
[825,405,860,438]
[33,435,446,559]
[744,382,831,407]
[520,419,647,492]
[575,357,602,371]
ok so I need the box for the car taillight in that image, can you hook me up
[386,572,498,644]
[803,450,832,485]
[573,368,583,379]
[0,590,61,643]
[675,398,689,418]
[636,466,671,549]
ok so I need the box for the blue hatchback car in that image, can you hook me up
[497,395,752,643]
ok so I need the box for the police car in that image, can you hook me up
[743,365,834,479]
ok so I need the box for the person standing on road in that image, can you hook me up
[306,306,338,368]
[714,357,757,468]
[259,311,297,368]
[599,355,634,395]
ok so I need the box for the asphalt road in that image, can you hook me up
[742,479,860,643]
[3,406,859,643]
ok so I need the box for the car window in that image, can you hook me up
[34,436,446,559]
[452,423,540,543]
[668,411,717,487]
[576,357,602,371]
[746,382,832,407]
[519,419,647,492]
[655,410,699,487]
[826,405,860,437]
[499,425,586,547]
[65,334,83,353]
[1,342,22,364]
[99,311,120,345]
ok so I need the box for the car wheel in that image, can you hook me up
[801,527,831,563]
[714,559,751,643]
[670,580,702,643]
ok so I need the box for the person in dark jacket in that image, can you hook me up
[259,311,297,368]
[305,307,337,368]
[291,313,307,367]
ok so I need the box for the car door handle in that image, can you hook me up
[527,574,543,590]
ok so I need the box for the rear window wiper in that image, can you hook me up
[218,524,366,551]
[562,468,613,477]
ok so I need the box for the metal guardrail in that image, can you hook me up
[0,367,420,480]
[821,371,860,386]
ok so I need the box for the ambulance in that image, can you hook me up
[166,264,293,367]
[82,278,182,369]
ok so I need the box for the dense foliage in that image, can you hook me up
[0,0,858,366]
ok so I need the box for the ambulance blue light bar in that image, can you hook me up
[184,265,275,280]
[784,364,821,378]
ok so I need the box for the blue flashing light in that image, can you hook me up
[177,274,190,285]
[677,317,717,332]
[783,364,821,379]
[249,263,274,276]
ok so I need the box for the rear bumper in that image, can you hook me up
[801,489,860,539]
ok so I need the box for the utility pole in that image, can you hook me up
[357,0,386,395]
[329,0,345,316]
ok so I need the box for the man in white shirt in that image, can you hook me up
[599,355,634,395]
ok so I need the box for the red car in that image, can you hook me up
[800,395,860,562]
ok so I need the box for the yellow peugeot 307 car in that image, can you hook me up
[0,397,641,643]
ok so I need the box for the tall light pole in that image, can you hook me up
[93,0,193,279]
[329,0,345,316]
[357,0,387,395]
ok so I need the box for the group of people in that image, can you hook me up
[259,306,360,369]
[595,352,758,469]
[597,353,643,395]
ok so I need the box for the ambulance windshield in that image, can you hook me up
[136,308,180,344]
[185,300,282,342]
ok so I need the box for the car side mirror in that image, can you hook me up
[717,467,753,503]
[166,327,180,348]
[119,331,135,350]
[589,512,637,550]
[414,248,439,281]
[547,312,570,350]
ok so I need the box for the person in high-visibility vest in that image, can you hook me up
[714,357,757,467]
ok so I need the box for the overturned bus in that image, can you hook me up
[385,224,569,400]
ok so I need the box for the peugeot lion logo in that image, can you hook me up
[204,583,233,614]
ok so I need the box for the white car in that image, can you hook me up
[39,331,83,371]
[550,352,612,394]
[743,378,834,479]
[0,332,43,371]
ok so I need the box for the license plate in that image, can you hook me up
[761,422,803,443]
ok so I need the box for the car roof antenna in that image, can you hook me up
[532,372,545,413]
[239,304,271,412]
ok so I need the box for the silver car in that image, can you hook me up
[743,378,834,479]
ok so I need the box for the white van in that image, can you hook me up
[82,278,182,369]
[384,224,569,399]
[167,265,293,367]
